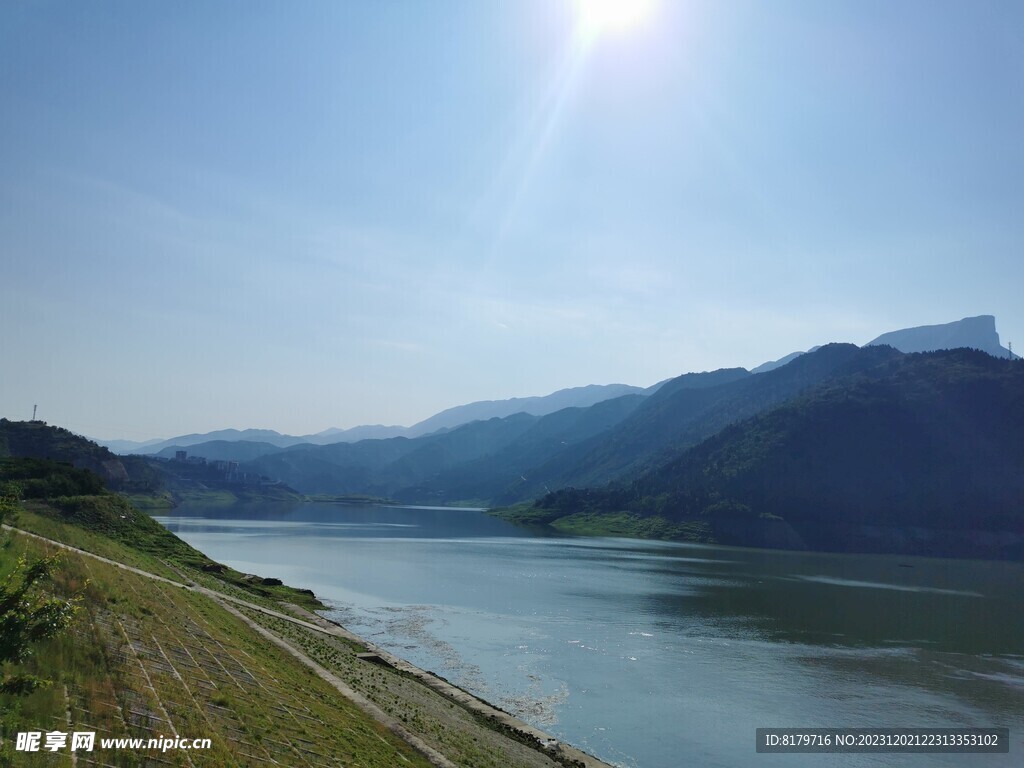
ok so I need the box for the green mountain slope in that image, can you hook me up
[239,346,905,505]
[151,439,291,462]
[0,419,161,493]
[1,419,299,508]
[394,393,648,504]
[497,345,903,502]
[519,349,1024,559]
[244,389,654,503]
[246,413,543,496]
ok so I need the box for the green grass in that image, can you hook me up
[1,449,593,768]
[491,505,715,542]
[164,485,303,507]
[2,503,572,768]
[237,608,558,768]
[303,494,394,504]
[552,511,715,541]
[1,533,433,768]
[171,489,240,507]
[9,505,183,580]
[123,491,176,511]
[11,500,323,611]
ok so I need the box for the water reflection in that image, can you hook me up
[165,501,539,538]
[632,545,1024,655]
[158,502,1024,768]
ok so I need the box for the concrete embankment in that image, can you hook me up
[285,604,615,768]
[6,523,615,768]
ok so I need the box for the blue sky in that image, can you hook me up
[2,0,1021,440]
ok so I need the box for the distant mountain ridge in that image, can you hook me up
[487,345,902,503]
[235,369,750,501]
[210,341,1024,559]
[526,348,1024,559]
[866,315,1016,358]
[231,347,905,505]
[151,440,288,462]
[750,347,820,374]
[96,383,659,455]
[403,383,654,437]
[94,315,1015,456]
[88,315,1020,521]
[749,315,1016,374]
[30,312,1024,559]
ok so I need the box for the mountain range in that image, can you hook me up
[100,383,656,455]
[73,314,1024,558]
[97,315,1016,457]
[531,347,1023,559]
[866,314,1015,357]
[236,343,909,505]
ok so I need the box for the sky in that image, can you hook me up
[2,0,1022,441]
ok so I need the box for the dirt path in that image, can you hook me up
[214,597,459,768]
[5,524,614,768]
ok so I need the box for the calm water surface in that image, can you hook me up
[156,503,1024,768]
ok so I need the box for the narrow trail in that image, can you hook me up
[4,523,613,768]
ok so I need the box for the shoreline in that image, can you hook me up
[9,519,615,768]
[284,603,615,768]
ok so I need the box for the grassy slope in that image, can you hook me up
[1,521,432,768]
[1,486,581,768]
[0,424,598,764]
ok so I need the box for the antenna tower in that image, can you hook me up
[32,404,37,421]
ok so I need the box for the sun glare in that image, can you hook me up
[574,0,658,39]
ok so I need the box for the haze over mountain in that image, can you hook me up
[529,348,1024,559]
[750,347,820,374]
[95,315,1012,457]
[96,383,656,455]
[235,345,902,505]
[151,440,290,463]
[865,315,1017,358]
[749,315,1016,375]
[92,314,1023,521]
[19,313,1024,559]
[127,336,1024,559]
[104,425,410,456]
[403,383,656,437]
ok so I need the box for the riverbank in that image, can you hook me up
[285,604,611,768]
[127,484,303,510]
[2,499,614,768]
[491,503,715,542]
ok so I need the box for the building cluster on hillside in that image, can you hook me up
[171,450,276,486]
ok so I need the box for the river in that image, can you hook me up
[155,502,1024,767]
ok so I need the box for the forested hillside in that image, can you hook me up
[519,349,1024,558]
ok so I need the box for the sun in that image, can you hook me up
[573,0,659,39]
